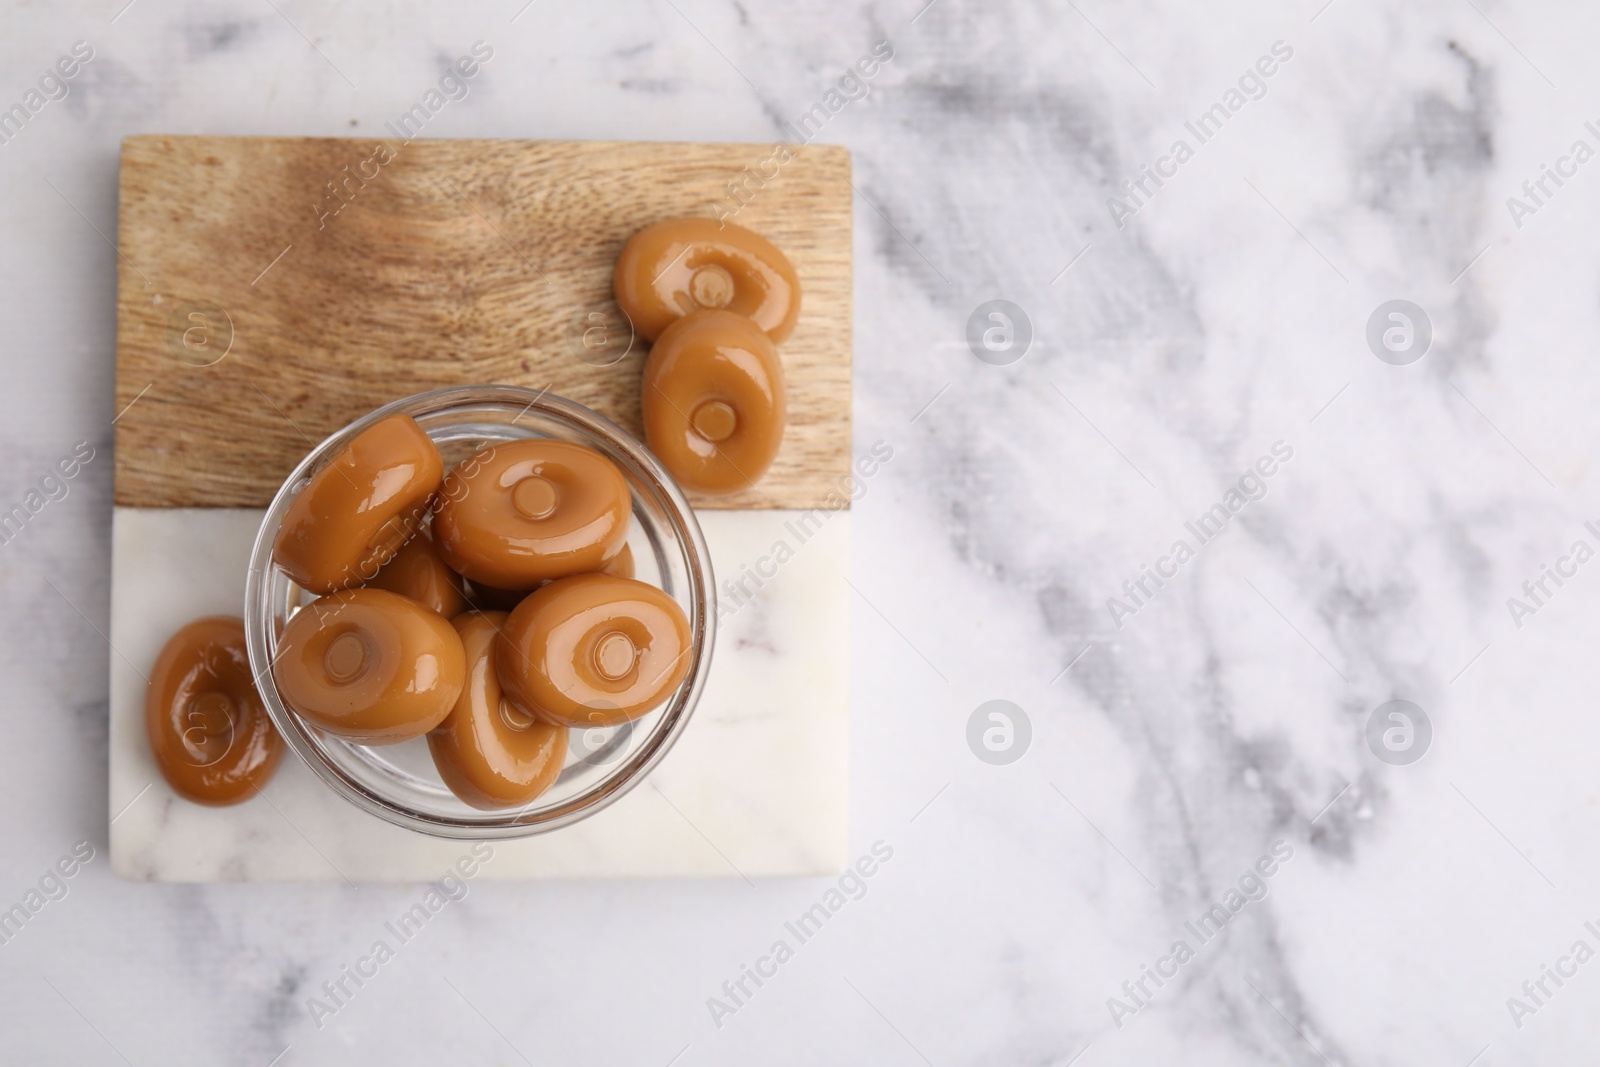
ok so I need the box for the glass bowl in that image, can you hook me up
[243,385,716,839]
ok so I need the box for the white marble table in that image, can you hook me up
[5,0,1600,1063]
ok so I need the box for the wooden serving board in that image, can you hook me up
[113,135,851,509]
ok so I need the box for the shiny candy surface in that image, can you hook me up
[145,616,284,806]
[273,588,466,744]
[495,574,692,728]
[432,440,631,589]
[272,414,443,594]
[613,217,801,343]
[428,611,568,810]
[368,525,467,619]
[642,309,787,495]
[599,542,635,580]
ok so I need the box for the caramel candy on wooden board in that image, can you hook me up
[496,574,692,728]
[113,137,852,513]
[145,616,284,806]
[614,217,801,343]
[428,611,568,810]
[642,310,787,496]
[273,588,466,744]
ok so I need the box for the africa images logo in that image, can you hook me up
[1107,840,1294,1028]
[1105,442,1293,629]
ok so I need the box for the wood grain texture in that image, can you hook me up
[113,135,851,509]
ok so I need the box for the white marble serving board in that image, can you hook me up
[108,506,847,881]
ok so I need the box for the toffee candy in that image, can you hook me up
[642,309,786,496]
[368,525,467,619]
[599,542,634,580]
[432,440,631,590]
[272,414,443,594]
[463,543,630,608]
[496,573,692,728]
[273,587,466,744]
[613,217,800,343]
[428,611,568,810]
[145,616,283,806]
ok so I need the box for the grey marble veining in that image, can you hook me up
[4,0,1600,1064]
